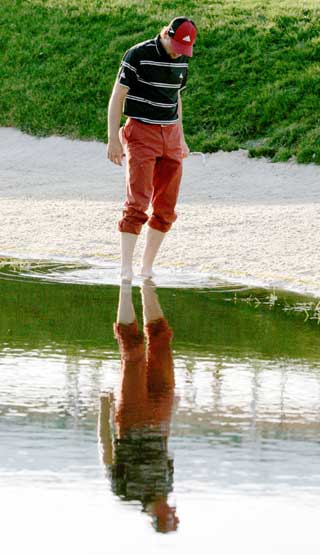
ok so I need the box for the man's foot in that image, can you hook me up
[141,276,156,287]
[140,267,154,279]
[120,269,133,282]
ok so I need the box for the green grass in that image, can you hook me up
[1,0,320,162]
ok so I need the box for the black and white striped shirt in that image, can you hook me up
[117,35,188,125]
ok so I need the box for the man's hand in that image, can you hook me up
[107,138,124,166]
[181,139,190,158]
[107,81,129,166]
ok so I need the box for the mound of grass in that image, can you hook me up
[1,0,320,162]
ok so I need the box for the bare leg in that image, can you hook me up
[114,283,147,435]
[141,280,174,392]
[116,280,136,324]
[98,392,114,466]
[141,277,163,324]
[141,227,165,279]
[120,232,138,282]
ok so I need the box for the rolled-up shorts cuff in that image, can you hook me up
[148,213,177,233]
[118,220,141,235]
[118,207,149,235]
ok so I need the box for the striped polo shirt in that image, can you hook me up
[117,34,188,125]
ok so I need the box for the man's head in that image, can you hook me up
[161,16,197,59]
[147,499,180,533]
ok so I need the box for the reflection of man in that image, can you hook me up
[98,280,179,533]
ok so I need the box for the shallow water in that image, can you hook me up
[1,262,320,554]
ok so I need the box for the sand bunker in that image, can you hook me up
[1,127,319,296]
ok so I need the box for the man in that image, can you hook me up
[107,16,197,281]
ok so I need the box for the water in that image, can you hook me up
[1,260,320,554]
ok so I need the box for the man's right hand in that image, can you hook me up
[107,138,124,166]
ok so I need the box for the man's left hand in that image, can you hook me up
[181,139,190,158]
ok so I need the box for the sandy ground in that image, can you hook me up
[1,127,320,296]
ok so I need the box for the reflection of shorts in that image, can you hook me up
[118,118,183,235]
[109,429,174,506]
[114,318,173,361]
[113,320,144,362]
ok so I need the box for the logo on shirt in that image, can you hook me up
[120,71,126,79]
[182,35,191,42]
[179,73,183,79]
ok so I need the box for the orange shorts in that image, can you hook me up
[118,118,183,235]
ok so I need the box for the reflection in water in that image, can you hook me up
[98,280,178,533]
[2,272,320,552]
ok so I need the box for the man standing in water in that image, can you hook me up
[107,17,197,280]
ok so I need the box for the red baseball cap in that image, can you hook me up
[167,17,197,57]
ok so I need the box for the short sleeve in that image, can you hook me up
[117,48,138,90]
[180,67,188,92]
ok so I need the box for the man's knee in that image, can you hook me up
[148,212,177,233]
[118,206,149,235]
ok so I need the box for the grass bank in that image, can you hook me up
[1,0,320,163]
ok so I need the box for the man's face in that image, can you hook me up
[162,32,183,59]
[167,42,182,59]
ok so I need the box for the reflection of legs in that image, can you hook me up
[99,281,138,459]
[140,279,178,533]
[114,283,148,434]
[141,280,174,392]
[116,280,136,325]
[141,278,164,324]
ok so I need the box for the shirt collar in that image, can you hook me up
[155,34,187,64]
[155,34,172,61]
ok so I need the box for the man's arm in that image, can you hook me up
[107,81,129,166]
[178,91,190,158]
[98,392,114,466]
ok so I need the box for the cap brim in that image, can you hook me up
[170,37,193,57]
